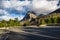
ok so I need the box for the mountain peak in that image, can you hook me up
[28,11,36,14]
[21,11,37,21]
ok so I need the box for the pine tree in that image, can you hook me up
[1,20,7,27]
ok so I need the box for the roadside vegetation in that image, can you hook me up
[0,18,31,27]
[38,13,60,26]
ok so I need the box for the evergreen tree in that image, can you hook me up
[48,17,52,24]
[14,18,20,26]
[39,19,46,25]
[7,19,14,26]
[1,20,7,27]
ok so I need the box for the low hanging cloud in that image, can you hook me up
[32,0,59,15]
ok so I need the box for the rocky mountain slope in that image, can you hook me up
[21,8,60,25]
[22,8,60,21]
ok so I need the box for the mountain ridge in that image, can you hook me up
[21,8,60,22]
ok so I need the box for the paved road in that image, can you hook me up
[0,27,60,40]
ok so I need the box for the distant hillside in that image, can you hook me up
[38,14,45,18]
[41,8,60,19]
[48,8,60,14]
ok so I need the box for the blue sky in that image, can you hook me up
[0,0,60,21]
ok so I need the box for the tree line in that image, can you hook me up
[0,18,31,27]
[0,18,21,27]
[38,14,60,26]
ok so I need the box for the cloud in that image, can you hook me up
[0,0,59,20]
[0,15,14,21]
[47,0,58,1]
[1,0,31,15]
[1,1,31,8]
[0,7,26,21]
[0,9,25,21]
[0,14,24,21]
[32,0,59,15]
[0,9,9,16]
[5,8,26,15]
[0,0,31,20]
[0,9,13,21]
